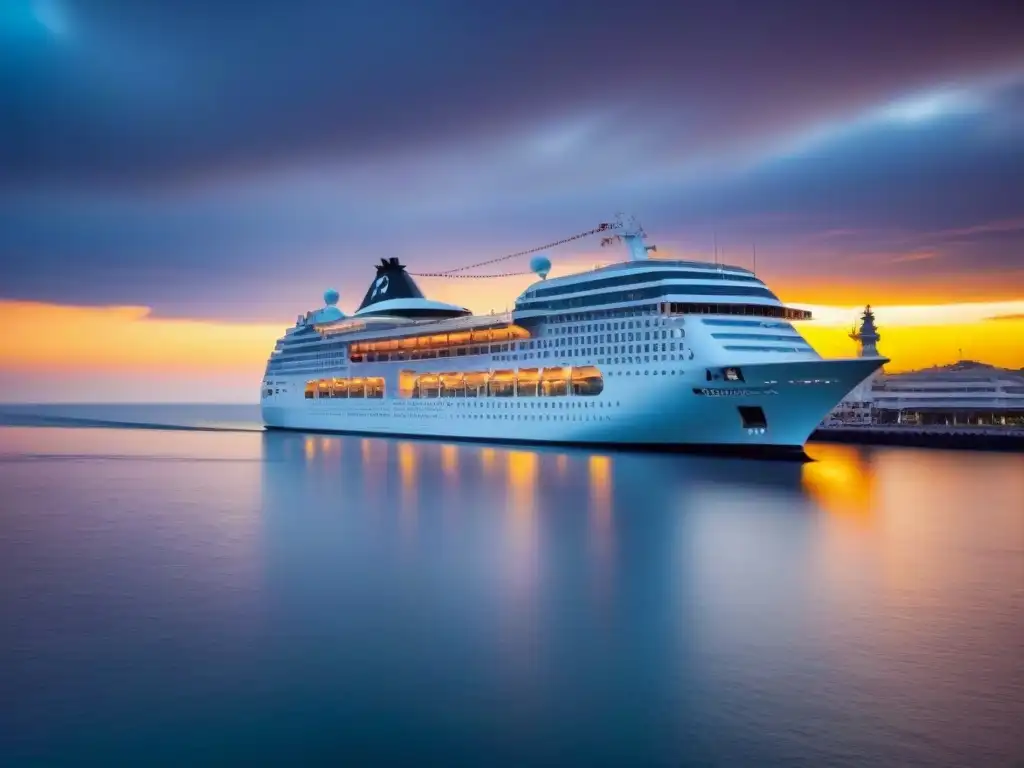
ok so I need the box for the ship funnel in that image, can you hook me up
[356,257,426,313]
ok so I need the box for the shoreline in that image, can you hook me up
[811,426,1024,452]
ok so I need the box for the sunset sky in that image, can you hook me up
[1,0,1022,402]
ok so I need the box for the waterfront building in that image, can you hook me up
[824,306,1024,428]
[872,361,1024,427]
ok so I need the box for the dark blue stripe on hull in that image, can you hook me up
[263,424,810,461]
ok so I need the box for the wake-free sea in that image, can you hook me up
[1,404,1022,766]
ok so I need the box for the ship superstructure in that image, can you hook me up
[261,215,887,452]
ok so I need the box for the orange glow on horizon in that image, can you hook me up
[800,320,1024,372]
[1,291,1021,403]
[778,278,1024,307]
[0,300,280,373]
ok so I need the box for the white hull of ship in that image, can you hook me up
[261,358,882,452]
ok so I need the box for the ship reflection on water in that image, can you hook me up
[3,423,1021,765]
[263,431,1024,762]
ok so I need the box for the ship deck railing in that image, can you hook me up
[319,311,517,339]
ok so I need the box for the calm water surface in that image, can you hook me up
[1,405,1022,766]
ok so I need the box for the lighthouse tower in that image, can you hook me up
[823,305,883,426]
[851,304,881,358]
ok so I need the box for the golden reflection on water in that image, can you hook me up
[588,454,615,601]
[588,455,613,534]
[495,449,542,691]
[802,443,877,523]
[871,450,1024,609]
[398,441,418,516]
[441,444,459,481]
[505,450,539,563]
[398,441,417,482]
[801,447,1024,701]
[507,450,538,513]
[300,435,341,464]
[501,450,541,638]
[480,447,498,477]
[357,437,387,505]
[555,453,568,479]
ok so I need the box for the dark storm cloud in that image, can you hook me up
[2,0,1023,188]
[656,86,1024,239]
[4,85,1023,320]
[2,0,1023,318]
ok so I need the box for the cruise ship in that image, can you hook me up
[260,215,887,453]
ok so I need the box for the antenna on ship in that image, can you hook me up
[752,243,757,274]
[410,219,622,279]
[596,213,655,261]
[407,213,660,278]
